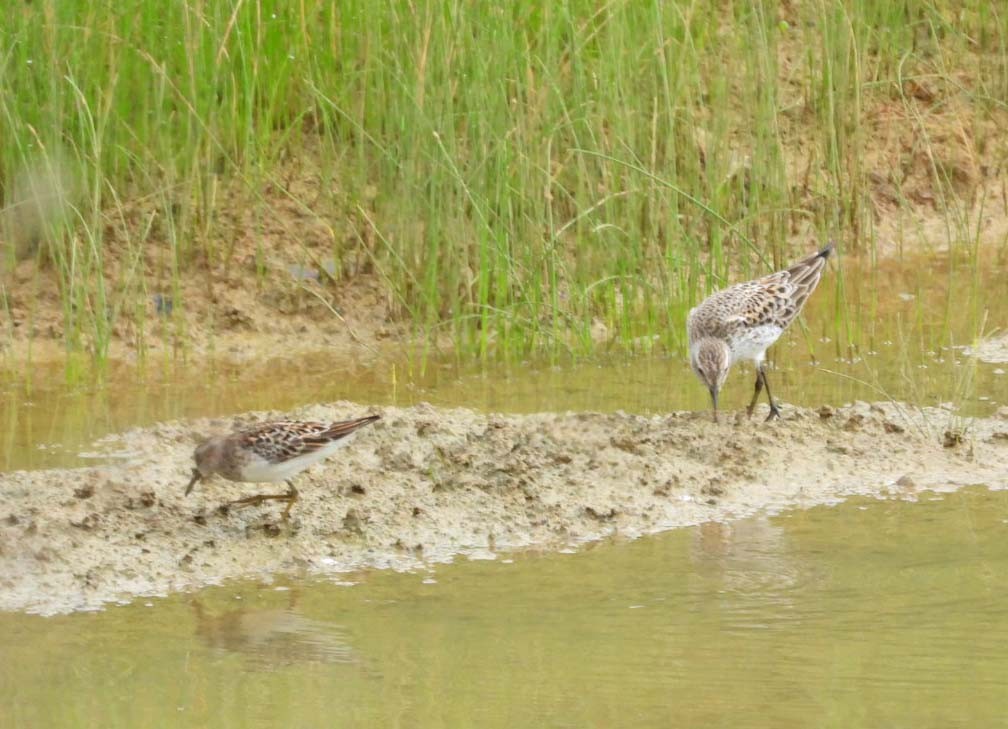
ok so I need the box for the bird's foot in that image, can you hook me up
[765,404,782,422]
[280,485,299,522]
[279,498,298,522]
[226,493,291,510]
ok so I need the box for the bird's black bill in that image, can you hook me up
[709,387,719,423]
[185,468,202,496]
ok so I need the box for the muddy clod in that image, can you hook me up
[262,523,282,538]
[843,414,865,431]
[73,485,94,499]
[943,430,964,449]
[69,513,100,531]
[584,506,617,521]
[342,509,364,535]
[702,483,725,497]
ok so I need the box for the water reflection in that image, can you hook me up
[191,591,357,670]
[690,516,805,608]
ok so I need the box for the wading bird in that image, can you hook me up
[185,415,381,519]
[687,244,834,422]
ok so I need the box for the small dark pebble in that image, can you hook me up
[193,514,208,526]
[74,485,95,499]
[351,484,366,495]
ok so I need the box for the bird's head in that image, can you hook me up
[690,338,732,416]
[185,436,225,495]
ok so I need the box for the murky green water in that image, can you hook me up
[2,486,1006,728]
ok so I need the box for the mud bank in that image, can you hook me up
[1,401,1006,615]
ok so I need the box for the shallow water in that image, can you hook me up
[2,250,1006,472]
[2,486,1006,728]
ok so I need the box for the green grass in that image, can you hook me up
[1,0,1006,369]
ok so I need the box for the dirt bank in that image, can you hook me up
[1,401,1006,615]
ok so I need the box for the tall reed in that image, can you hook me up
[0,0,1004,368]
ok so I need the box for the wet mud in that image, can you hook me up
[1,400,1006,614]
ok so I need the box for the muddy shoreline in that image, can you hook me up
[1,401,1006,615]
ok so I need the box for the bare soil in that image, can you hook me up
[2,400,1006,615]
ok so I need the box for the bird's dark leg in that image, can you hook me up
[746,370,765,419]
[760,365,782,421]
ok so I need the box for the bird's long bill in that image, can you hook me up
[185,468,202,496]
[709,386,719,423]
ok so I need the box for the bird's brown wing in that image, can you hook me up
[237,417,380,464]
[751,247,831,331]
[236,421,329,463]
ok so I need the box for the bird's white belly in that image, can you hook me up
[729,325,783,365]
[238,436,356,483]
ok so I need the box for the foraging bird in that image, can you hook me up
[185,415,381,519]
[687,243,834,422]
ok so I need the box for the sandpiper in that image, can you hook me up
[687,243,834,422]
[185,415,380,519]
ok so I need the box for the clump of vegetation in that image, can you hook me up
[1,0,1005,369]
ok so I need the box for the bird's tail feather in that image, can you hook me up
[323,414,381,440]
